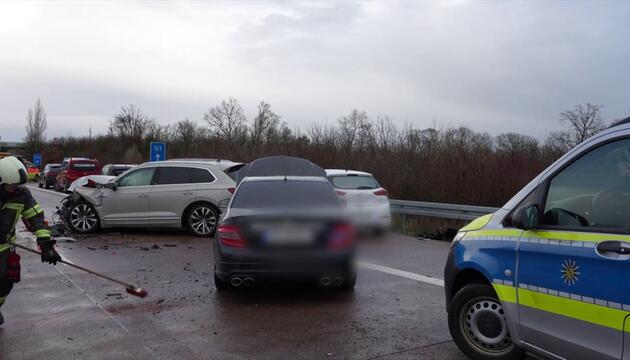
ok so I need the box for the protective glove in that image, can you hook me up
[39,241,62,265]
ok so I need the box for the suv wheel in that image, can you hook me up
[187,204,218,237]
[68,202,100,234]
[448,284,524,360]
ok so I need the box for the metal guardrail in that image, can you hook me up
[389,199,500,224]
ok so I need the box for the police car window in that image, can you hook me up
[117,168,155,187]
[543,138,630,230]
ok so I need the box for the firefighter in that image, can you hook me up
[0,156,61,325]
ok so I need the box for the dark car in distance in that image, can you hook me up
[39,163,61,189]
[214,175,356,290]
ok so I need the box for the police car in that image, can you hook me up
[445,118,630,360]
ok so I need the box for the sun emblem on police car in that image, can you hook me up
[561,259,580,286]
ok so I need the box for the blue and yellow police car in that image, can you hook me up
[445,118,630,360]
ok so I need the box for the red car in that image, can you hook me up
[55,158,101,192]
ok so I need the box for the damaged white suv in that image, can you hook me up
[63,160,242,236]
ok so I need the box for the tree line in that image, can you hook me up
[21,98,614,207]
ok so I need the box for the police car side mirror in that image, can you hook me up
[513,205,539,230]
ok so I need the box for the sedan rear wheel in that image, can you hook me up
[187,204,218,237]
[69,202,100,234]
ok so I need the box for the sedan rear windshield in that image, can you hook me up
[231,181,339,209]
[71,162,98,170]
[329,175,379,190]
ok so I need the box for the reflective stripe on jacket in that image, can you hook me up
[0,186,52,252]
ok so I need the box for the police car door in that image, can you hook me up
[517,137,630,360]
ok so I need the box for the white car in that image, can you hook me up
[325,169,391,231]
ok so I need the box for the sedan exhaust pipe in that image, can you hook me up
[332,276,344,286]
[320,276,331,286]
[243,277,255,287]
[230,277,243,287]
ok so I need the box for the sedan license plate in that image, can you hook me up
[263,226,315,245]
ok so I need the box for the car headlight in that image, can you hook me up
[451,232,466,247]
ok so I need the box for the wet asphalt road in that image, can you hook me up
[0,185,468,360]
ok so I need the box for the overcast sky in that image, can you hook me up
[0,1,629,141]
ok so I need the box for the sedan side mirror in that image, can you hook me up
[103,181,117,191]
[513,205,539,230]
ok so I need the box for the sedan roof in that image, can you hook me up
[235,156,326,184]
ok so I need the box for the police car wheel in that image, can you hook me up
[448,284,525,360]
[68,202,100,234]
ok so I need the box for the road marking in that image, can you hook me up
[27,183,67,197]
[358,261,445,287]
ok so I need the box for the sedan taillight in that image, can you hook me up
[217,224,246,248]
[328,223,355,250]
[373,188,388,197]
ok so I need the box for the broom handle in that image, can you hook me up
[13,243,135,289]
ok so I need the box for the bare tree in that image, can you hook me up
[251,101,280,145]
[109,104,157,147]
[552,103,605,150]
[203,98,247,141]
[496,133,539,155]
[337,109,368,149]
[374,116,397,151]
[25,98,47,154]
[173,118,201,155]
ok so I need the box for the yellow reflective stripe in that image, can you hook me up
[35,229,51,238]
[518,287,627,331]
[524,230,630,244]
[466,228,630,245]
[22,204,43,220]
[2,203,23,211]
[466,229,522,238]
[0,297,5,305]
[460,214,493,232]
[493,283,517,304]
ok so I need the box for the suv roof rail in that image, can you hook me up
[608,116,630,129]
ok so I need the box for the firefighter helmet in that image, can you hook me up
[0,156,28,186]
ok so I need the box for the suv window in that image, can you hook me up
[111,167,131,176]
[117,168,155,187]
[155,167,190,185]
[543,138,630,230]
[188,168,215,183]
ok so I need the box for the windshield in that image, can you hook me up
[329,175,380,190]
[231,181,339,209]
